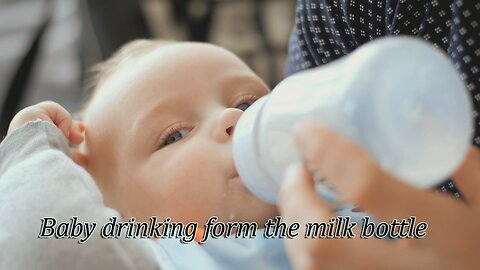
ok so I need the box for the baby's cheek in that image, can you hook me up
[150,142,226,222]
[151,173,203,220]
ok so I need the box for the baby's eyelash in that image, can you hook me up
[158,123,191,148]
[234,94,260,107]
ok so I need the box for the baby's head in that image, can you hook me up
[78,40,277,226]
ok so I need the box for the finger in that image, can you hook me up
[7,106,52,134]
[38,101,73,138]
[293,120,468,239]
[278,163,336,227]
[69,120,85,145]
[452,146,480,206]
[281,162,371,237]
[278,163,434,270]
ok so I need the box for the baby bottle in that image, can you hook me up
[232,36,473,208]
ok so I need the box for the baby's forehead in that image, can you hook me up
[85,42,257,118]
[140,43,246,71]
[87,42,228,97]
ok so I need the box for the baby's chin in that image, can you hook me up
[223,188,279,226]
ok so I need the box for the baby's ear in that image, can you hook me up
[70,148,88,169]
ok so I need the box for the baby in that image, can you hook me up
[5,40,290,269]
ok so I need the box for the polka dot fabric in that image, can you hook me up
[285,0,480,197]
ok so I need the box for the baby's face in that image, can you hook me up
[83,43,277,225]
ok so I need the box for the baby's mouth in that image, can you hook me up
[229,168,240,181]
[230,170,239,180]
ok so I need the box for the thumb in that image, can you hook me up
[278,163,335,226]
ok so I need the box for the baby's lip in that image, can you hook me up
[229,168,240,180]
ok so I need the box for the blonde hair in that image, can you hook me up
[78,39,174,119]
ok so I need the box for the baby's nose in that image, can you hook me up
[213,108,243,142]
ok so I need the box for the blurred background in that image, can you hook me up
[0,0,295,135]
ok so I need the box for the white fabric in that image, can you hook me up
[156,229,292,270]
[0,121,162,270]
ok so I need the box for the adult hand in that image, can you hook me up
[278,120,480,270]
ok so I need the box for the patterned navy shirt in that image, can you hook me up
[285,0,480,196]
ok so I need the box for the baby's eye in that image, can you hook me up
[236,102,252,111]
[234,94,259,111]
[162,129,190,146]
